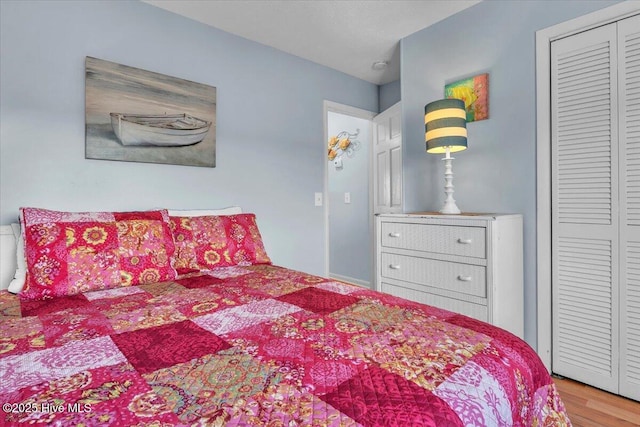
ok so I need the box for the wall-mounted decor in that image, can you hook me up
[445,73,489,122]
[328,129,361,170]
[85,57,216,167]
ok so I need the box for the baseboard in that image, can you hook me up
[328,273,371,289]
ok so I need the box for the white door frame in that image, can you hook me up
[535,1,640,370]
[323,101,376,279]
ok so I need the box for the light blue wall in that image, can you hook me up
[328,112,371,285]
[0,0,378,277]
[400,0,621,346]
[379,80,401,112]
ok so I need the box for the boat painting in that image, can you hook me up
[85,56,216,167]
[110,113,211,146]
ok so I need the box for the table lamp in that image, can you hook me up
[425,98,468,214]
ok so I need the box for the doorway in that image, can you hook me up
[323,101,375,288]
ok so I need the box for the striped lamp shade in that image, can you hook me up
[424,98,468,154]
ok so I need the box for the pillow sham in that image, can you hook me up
[8,207,243,294]
[170,213,270,273]
[7,223,26,294]
[19,208,177,301]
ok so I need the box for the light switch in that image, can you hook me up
[344,192,351,204]
[315,192,323,206]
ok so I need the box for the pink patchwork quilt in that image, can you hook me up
[0,265,570,426]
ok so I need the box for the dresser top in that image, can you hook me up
[377,212,522,220]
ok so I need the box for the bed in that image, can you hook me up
[0,207,571,426]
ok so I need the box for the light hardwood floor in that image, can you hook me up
[553,377,640,426]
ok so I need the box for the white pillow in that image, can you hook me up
[168,206,242,217]
[8,222,26,294]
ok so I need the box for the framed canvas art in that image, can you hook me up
[445,73,489,122]
[85,57,216,167]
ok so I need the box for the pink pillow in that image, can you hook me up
[19,208,177,301]
[170,213,271,273]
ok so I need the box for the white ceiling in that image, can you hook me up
[143,0,480,85]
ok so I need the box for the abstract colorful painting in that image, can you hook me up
[445,73,489,122]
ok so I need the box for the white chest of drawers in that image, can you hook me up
[375,213,524,338]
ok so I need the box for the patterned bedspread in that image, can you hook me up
[0,265,570,426]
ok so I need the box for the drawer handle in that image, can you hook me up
[457,238,473,244]
[457,275,472,282]
[388,264,401,270]
[388,232,401,238]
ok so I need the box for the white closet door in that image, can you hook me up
[551,22,620,393]
[619,13,640,402]
[373,102,402,214]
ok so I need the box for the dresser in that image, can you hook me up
[375,213,523,338]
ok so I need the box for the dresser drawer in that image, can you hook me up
[380,252,486,297]
[380,282,489,322]
[381,221,486,258]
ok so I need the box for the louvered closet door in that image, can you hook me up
[619,13,640,402]
[551,22,620,393]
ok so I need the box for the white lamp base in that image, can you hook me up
[440,149,461,214]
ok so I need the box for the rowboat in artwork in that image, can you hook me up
[110,113,212,146]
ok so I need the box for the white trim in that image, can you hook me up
[328,273,371,289]
[322,101,376,279]
[535,1,640,371]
